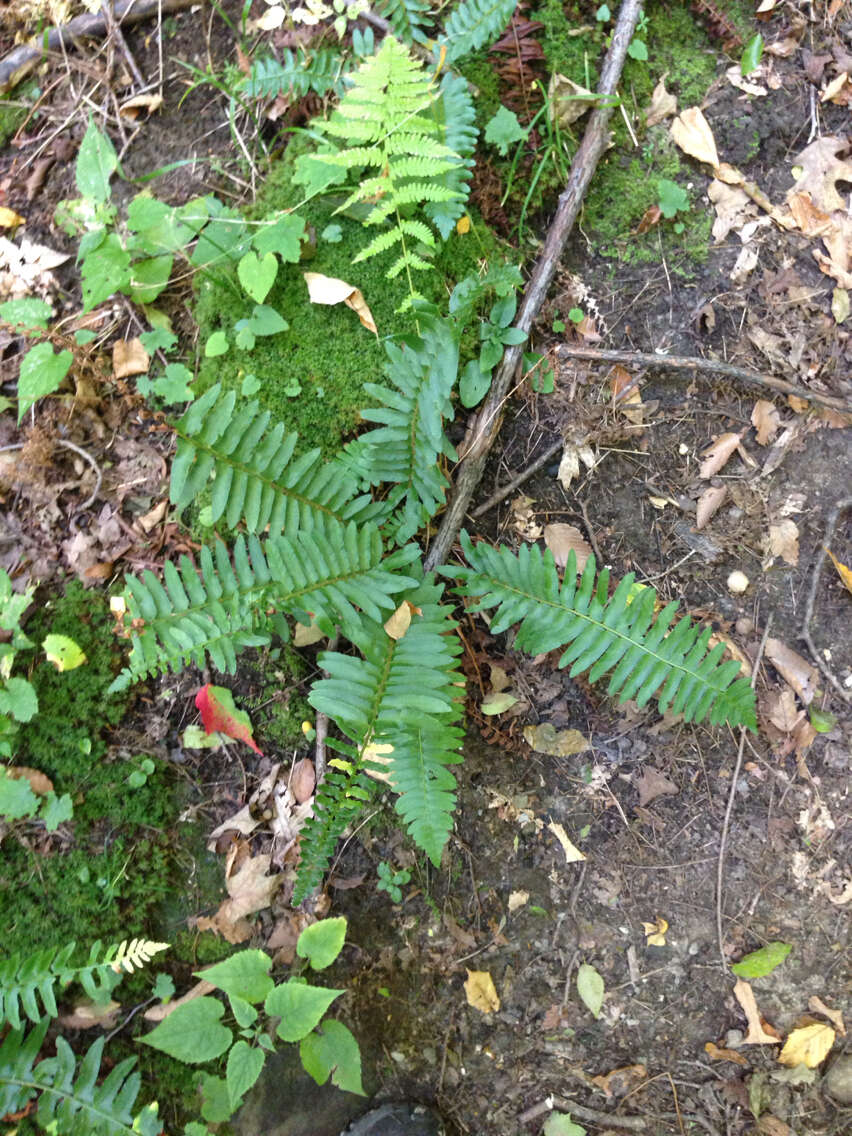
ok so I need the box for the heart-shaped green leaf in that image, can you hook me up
[238,251,278,303]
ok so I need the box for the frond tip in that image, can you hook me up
[447,533,757,730]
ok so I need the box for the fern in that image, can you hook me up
[109,523,420,690]
[373,0,432,45]
[242,50,347,99]
[425,72,479,239]
[170,383,386,535]
[0,940,168,1030]
[447,534,758,729]
[0,1021,159,1136]
[343,311,459,543]
[439,0,519,65]
[295,36,464,308]
[293,765,374,904]
[308,582,464,869]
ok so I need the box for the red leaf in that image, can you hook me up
[195,684,263,755]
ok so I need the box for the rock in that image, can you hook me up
[824,1055,852,1104]
[342,1104,443,1136]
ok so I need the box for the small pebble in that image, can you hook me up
[727,570,750,594]
[825,1055,852,1104]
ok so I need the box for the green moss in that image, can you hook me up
[457,54,503,128]
[244,646,313,749]
[0,80,38,149]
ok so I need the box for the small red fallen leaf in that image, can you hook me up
[195,684,263,755]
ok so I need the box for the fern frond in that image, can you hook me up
[170,383,383,535]
[343,312,459,542]
[308,582,464,865]
[439,0,519,65]
[293,764,373,905]
[448,534,758,729]
[0,940,167,1030]
[425,73,478,239]
[0,1022,159,1136]
[110,524,420,690]
[373,0,432,45]
[242,50,346,99]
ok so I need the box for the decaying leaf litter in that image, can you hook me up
[0,1,851,1135]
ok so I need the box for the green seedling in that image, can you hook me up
[376,861,411,904]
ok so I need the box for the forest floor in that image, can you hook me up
[0,2,850,1136]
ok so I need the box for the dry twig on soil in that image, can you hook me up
[801,496,852,703]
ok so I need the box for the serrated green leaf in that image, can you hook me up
[730,941,792,979]
[0,767,40,818]
[484,106,528,156]
[198,949,273,1003]
[226,1039,266,1107]
[299,1019,365,1095]
[265,981,343,1042]
[296,917,347,970]
[76,119,118,203]
[0,297,53,329]
[252,213,305,261]
[41,791,73,831]
[17,342,73,422]
[576,962,604,1018]
[141,996,232,1062]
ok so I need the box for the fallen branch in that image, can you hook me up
[0,0,196,93]
[518,1095,646,1130]
[557,345,852,415]
[423,0,644,571]
[801,496,852,703]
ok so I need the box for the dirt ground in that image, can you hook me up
[1,3,850,1136]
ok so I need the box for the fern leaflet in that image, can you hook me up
[439,0,519,65]
[343,311,459,542]
[293,764,374,905]
[308,582,464,869]
[373,0,432,45]
[110,523,420,690]
[241,50,347,99]
[425,72,479,239]
[447,534,757,729]
[170,383,385,535]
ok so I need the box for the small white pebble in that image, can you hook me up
[727,570,750,594]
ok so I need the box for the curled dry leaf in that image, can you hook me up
[523,723,590,756]
[289,757,316,804]
[696,485,727,530]
[548,72,596,126]
[708,179,757,243]
[635,766,678,807]
[557,439,596,491]
[765,638,818,703]
[384,600,413,640]
[642,916,668,946]
[808,996,846,1036]
[733,978,781,1045]
[778,1022,836,1068]
[704,1040,749,1066]
[766,520,800,567]
[752,399,781,445]
[293,619,325,646]
[699,432,743,478]
[766,688,803,733]
[547,820,586,863]
[113,338,150,379]
[645,74,677,127]
[544,523,593,572]
[591,1064,647,1097]
[670,106,719,169]
[195,853,280,944]
[464,969,500,1013]
[826,548,852,595]
[303,271,377,333]
[507,890,529,912]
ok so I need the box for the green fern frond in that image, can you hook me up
[425,73,478,238]
[373,0,432,45]
[308,582,464,866]
[110,524,420,691]
[171,383,383,535]
[242,50,347,99]
[0,940,167,1030]
[293,764,373,905]
[343,311,459,542]
[439,0,519,65]
[0,1022,159,1136]
[447,534,758,729]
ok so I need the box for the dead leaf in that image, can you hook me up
[751,400,781,445]
[708,178,757,243]
[4,765,53,795]
[208,804,259,841]
[444,913,477,949]
[789,136,852,214]
[143,978,216,1022]
[734,978,781,1045]
[756,1118,792,1136]
[267,911,309,965]
[832,286,850,323]
[137,499,168,533]
[645,75,677,127]
[481,691,519,715]
[730,244,760,284]
[635,204,662,234]
[591,1064,647,1097]
[609,363,644,424]
[488,663,511,693]
[523,723,591,756]
[58,998,121,1030]
[464,969,500,1013]
[0,206,25,229]
[195,854,280,943]
[548,72,596,127]
[543,523,593,572]
[112,338,150,379]
[293,619,325,646]
[303,272,377,333]
[635,767,678,807]
[507,890,529,912]
[670,106,719,169]
[547,820,586,863]
[807,996,845,1036]
[766,520,800,567]
[290,758,315,804]
[642,916,668,946]
[384,600,413,640]
[699,432,743,478]
[726,64,768,97]
[821,71,849,104]
[826,548,852,595]
[766,688,803,733]
[557,438,596,491]
[778,1022,836,1067]
[696,485,727,530]
[510,494,543,540]
[705,1040,749,1066]
[119,93,164,118]
[765,638,819,703]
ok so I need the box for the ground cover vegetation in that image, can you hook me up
[1,0,849,1133]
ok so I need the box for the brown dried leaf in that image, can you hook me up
[635,766,678,807]
[293,619,325,646]
[112,338,149,379]
[4,765,53,795]
[765,638,819,703]
[464,969,500,1013]
[384,600,413,640]
[789,136,852,214]
[708,179,756,243]
[696,485,727,530]
[766,688,803,733]
[670,106,719,169]
[699,432,743,478]
[303,272,377,333]
[808,996,846,1036]
[290,758,315,804]
[591,1064,648,1097]
[645,75,677,127]
[751,400,781,445]
[523,723,591,756]
[547,820,586,862]
[705,1040,749,1066]
[734,978,781,1045]
[544,523,593,572]
[196,854,280,943]
[766,520,800,566]
[58,998,121,1030]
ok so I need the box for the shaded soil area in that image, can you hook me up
[0,3,850,1136]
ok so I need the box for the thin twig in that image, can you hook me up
[471,438,563,517]
[518,1095,646,1130]
[0,438,102,508]
[801,496,852,703]
[101,0,145,90]
[716,615,771,973]
[557,345,852,415]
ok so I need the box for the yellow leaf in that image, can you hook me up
[0,206,25,229]
[303,272,377,333]
[383,601,412,640]
[464,969,500,1013]
[113,337,150,378]
[642,916,668,946]
[547,820,586,863]
[42,634,86,672]
[361,741,394,783]
[670,107,720,169]
[826,548,852,595]
[456,214,471,234]
[523,723,590,756]
[778,1022,836,1068]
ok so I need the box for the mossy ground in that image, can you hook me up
[0,80,38,149]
